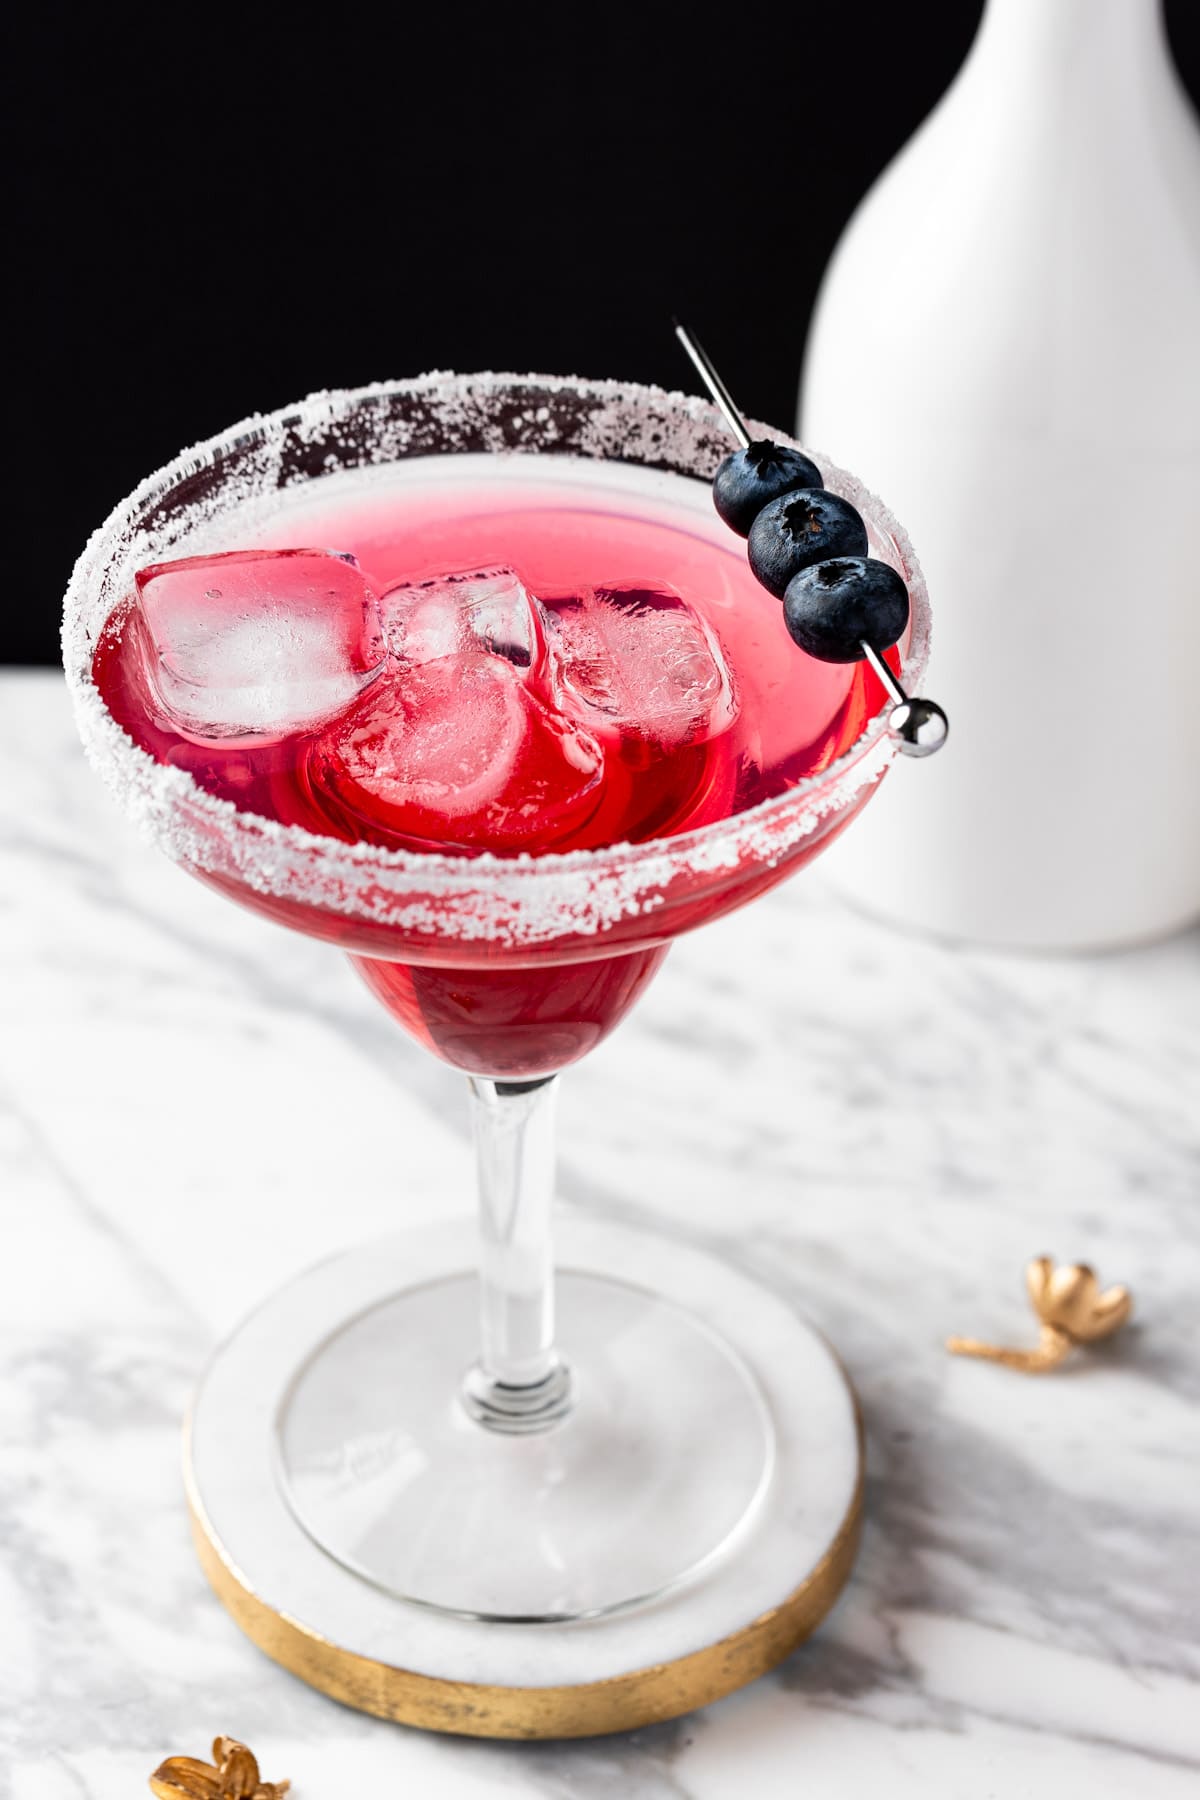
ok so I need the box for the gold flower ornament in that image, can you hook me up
[150,1737,289,1800]
[947,1256,1133,1373]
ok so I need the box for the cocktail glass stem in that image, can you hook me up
[460,1074,573,1434]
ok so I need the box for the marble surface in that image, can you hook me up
[2,666,1198,1798]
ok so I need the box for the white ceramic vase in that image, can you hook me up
[801,0,1200,949]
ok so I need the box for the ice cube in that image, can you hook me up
[134,548,386,742]
[314,652,604,853]
[546,585,738,749]
[381,567,546,673]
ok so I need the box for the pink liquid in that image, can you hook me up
[94,463,893,1075]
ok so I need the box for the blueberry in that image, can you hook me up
[783,557,910,664]
[747,489,869,598]
[712,440,823,537]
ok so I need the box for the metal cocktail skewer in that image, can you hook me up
[674,319,752,451]
[673,319,948,758]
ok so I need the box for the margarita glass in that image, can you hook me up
[64,374,929,1648]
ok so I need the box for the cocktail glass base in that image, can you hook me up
[186,1217,863,1739]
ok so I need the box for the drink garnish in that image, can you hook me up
[712,440,824,536]
[783,556,910,664]
[673,319,948,758]
[747,488,869,598]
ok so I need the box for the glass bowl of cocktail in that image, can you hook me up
[63,372,931,1735]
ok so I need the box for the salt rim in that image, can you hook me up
[62,372,931,948]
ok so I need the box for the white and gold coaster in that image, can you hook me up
[186,1217,863,1739]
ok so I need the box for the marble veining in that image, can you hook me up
[1,670,1198,1797]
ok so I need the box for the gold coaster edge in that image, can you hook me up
[184,1412,864,1741]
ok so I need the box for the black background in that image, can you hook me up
[8,3,1200,664]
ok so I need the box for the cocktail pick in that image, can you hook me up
[149,1736,289,1799]
[947,1256,1133,1374]
[673,318,948,757]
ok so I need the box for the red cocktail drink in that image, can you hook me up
[90,449,909,1075]
[64,375,931,1654]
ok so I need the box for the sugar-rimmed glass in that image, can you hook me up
[64,373,929,1623]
